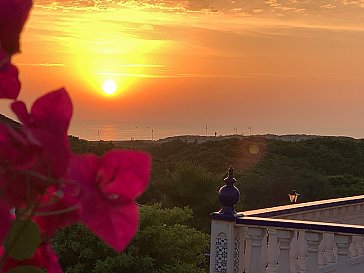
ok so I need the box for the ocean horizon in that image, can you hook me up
[69,119,360,142]
[69,120,243,141]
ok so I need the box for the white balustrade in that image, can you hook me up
[335,234,351,273]
[247,227,266,273]
[276,230,293,273]
[357,236,364,255]
[297,230,307,272]
[325,233,336,264]
[210,195,364,273]
[242,196,364,225]
[210,225,364,273]
[267,229,279,273]
[318,233,327,266]
[305,231,322,273]
[289,231,299,273]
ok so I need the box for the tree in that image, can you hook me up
[53,204,209,273]
[160,161,221,231]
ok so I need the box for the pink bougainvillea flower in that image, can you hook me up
[11,88,73,178]
[34,184,80,237]
[0,169,52,208]
[0,124,45,207]
[0,0,33,55]
[0,199,12,244]
[97,151,151,201]
[1,243,63,273]
[69,150,151,251]
[0,63,21,99]
[0,124,39,169]
[0,89,72,206]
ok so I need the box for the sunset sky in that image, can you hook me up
[2,0,364,140]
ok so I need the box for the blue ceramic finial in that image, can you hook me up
[217,166,240,217]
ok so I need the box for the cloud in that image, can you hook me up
[33,0,364,20]
[16,63,65,67]
[321,4,336,9]
[341,0,364,8]
[186,0,210,11]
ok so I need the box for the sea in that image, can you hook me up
[69,120,238,141]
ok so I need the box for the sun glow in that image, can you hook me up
[102,79,117,95]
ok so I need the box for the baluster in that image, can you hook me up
[349,235,358,257]
[266,228,279,273]
[261,231,268,273]
[335,234,352,273]
[357,236,364,256]
[325,233,336,263]
[247,227,266,273]
[289,231,299,273]
[305,231,323,273]
[276,229,293,273]
[318,233,327,266]
[245,233,252,273]
[297,230,307,272]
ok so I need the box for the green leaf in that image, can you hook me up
[6,266,44,273]
[4,219,41,260]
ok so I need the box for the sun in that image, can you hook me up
[102,80,117,95]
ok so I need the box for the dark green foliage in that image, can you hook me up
[93,253,154,273]
[53,204,209,273]
[269,137,364,176]
[238,154,331,209]
[160,162,221,231]
[326,175,364,197]
[69,136,115,155]
[238,137,364,209]
[68,135,364,217]
[156,263,206,273]
[7,266,44,273]
[64,135,364,272]
[136,204,209,270]
[53,224,115,273]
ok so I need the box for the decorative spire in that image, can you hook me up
[224,166,236,185]
[217,166,240,218]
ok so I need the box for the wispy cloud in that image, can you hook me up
[34,0,364,28]
[95,71,364,80]
[118,64,165,68]
[26,0,364,86]
[16,63,66,67]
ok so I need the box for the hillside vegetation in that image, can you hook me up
[3,113,364,273]
[70,135,364,211]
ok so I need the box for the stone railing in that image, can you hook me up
[209,168,364,273]
[242,195,364,225]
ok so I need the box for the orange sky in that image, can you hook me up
[1,0,364,139]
